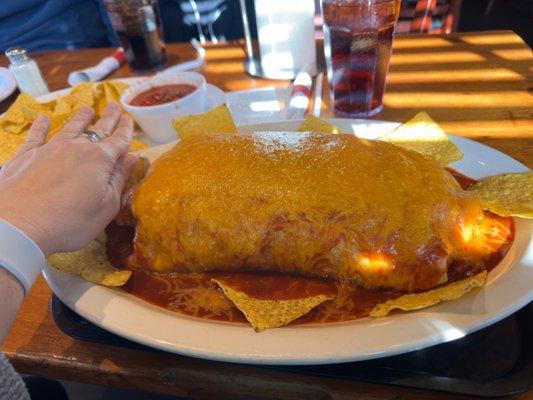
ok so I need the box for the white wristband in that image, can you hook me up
[0,219,45,295]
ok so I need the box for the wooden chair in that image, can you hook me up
[397,0,462,34]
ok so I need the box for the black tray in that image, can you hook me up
[51,295,532,398]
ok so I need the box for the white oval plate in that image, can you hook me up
[44,119,533,365]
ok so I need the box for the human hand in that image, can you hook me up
[0,103,138,257]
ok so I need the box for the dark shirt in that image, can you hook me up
[0,0,247,52]
[0,0,113,51]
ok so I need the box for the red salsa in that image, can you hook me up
[129,84,197,106]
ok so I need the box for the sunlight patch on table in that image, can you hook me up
[205,47,245,60]
[391,51,485,65]
[460,33,525,45]
[384,92,531,108]
[491,49,533,61]
[433,120,533,137]
[387,68,524,84]
[203,62,244,74]
[224,79,273,91]
[393,37,454,49]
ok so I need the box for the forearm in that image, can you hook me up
[0,266,24,343]
[0,218,45,342]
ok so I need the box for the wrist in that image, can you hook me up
[0,218,45,294]
[0,211,53,257]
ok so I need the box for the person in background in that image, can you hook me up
[0,0,114,51]
[0,0,247,52]
[0,104,137,399]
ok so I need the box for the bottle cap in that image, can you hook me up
[5,47,30,65]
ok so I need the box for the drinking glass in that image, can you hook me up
[321,0,400,117]
[104,0,167,72]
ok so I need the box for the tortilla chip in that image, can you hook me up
[469,172,533,218]
[0,132,26,164]
[19,93,52,122]
[171,104,237,140]
[0,93,51,135]
[297,115,344,134]
[48,234,131,286]
[212,278,333,331]
[52,97,72,117]
[43,98,75,139]
[370,271,487,317]
[379,112,463,166]
[129,138,148,152]
[94,81,130,117]
[63,82,95,109]
[0,92,54,162]
[124,156,149,193]
[0,81,135,164]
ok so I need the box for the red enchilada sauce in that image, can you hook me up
[107,169,514,325]
[129,84,196,107]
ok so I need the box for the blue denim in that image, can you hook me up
[0,0,248,52]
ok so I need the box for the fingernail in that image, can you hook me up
[80,106,95,114]
[36,114,50,122]
[122,114,134,130]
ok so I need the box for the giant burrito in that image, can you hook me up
[123,132,483,292]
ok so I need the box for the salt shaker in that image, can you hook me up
[5,47,49,97]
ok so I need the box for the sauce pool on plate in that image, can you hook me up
[129,84,197,107]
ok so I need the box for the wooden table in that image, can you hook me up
[1,30,532,400]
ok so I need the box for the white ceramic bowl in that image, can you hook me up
[120,72,206,143]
